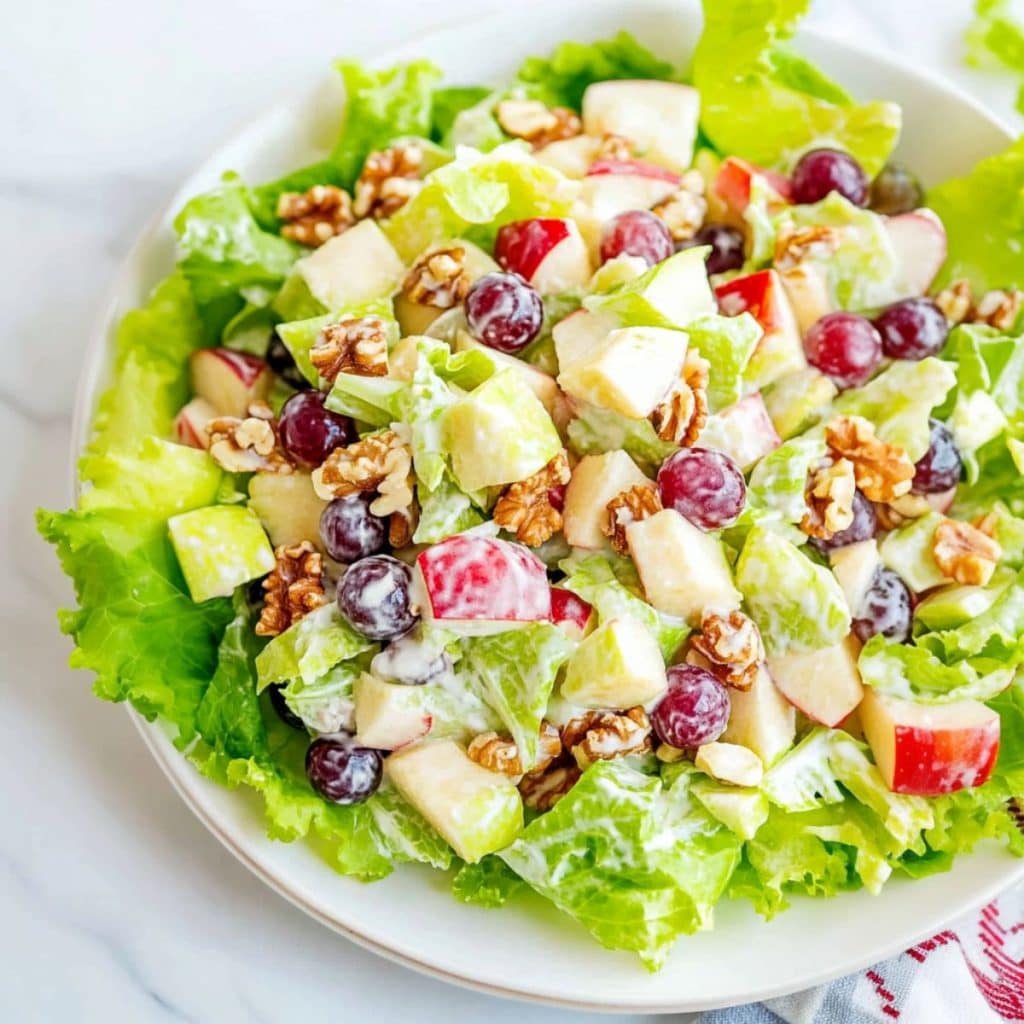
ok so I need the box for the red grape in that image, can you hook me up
[338,555,418,641]
[809,490,877,553]
[791,148,869,206]
[268,683,306,731]
[265,331,307,389]
[306,737,382,804]
[279,390,355,467]
[852,568,912,643]
[651,665,730,748]
[804,312,882,389]
[869,163,924,216]
[873,298,948,361]
[599,210,673,267]
[912,419,963,493]
[657,447,746,531]
[464,272,543,354]
[683,223,745,274]
[320,494,388,563]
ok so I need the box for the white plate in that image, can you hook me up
[71,0,1024,1012]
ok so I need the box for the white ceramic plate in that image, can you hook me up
[71,0,1024,1012]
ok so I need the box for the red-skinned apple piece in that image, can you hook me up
[702,392,781,471]
[860,687,1000,795]
[713,156,793,213]
[884,209,948,298]
[578,162,680,225]
[174,398,218,449]
[353,673,433,751]
[586,158,681,183]
[549,587,594,639]
[415,535,552,634]
[716,269,799,344]
[189,348,273,417]
[767,637,865,729]
[926,487,958,515]
[495,218,592,293]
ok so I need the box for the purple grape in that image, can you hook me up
[683,222,746,274]
[320,494,388,563]
[791,148,869,207]
[599,210,674,267]
[869,163,924,216]
[912,419,963,494]
[873,298,949,361]
[464,272,543,354]
[268,683,306,731]
[804,312,883,389]
[809,490,877,553]
[852,568,912,643]
[278,390,355,467]
[265,331,307,389]
[657,447,746,531]
[651,665,730,748]
[338,555,419,641]
[306,737,382,804]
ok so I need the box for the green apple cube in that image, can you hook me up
[298,220,405,310]
[384,740,523,863]
[762,368,837,439]
[879,512,947,593]
[690,778,770,840]
[735,526,850,656]
[584,247,715,328]
[445,368,562,491]
[168,505,275,603]
[557,325,688,418]
[626,509,740,623]
[742,321,809,393]
[561,618,667,708]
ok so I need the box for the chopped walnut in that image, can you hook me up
[353,143,424,219]
[651,171,708,242]
[388,502,419,549]
[974,288,1024,332]
[206,403,292,474]
[801,457,856,540]
[934,279,974,325]
[774,223,841,272]
[596,132,635,160]
[468,722,562,777]
[690,609,765,692]
[276,185,354,247]
[310,316,389,383]
[256,541,327,637]
[875,492,933,531]
[493,451,571,547]
[602,483,662,555]
[518,760,581,811]
[825,415,914,503]
[402,245,469,308]
[312,427,414,516]
[495,98,581,147]
[561,707,652,770]
[650,348,710,447]
[933,519,1001,586]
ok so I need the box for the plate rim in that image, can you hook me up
[67,7,1024,1012]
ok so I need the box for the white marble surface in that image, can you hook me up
[3,1,1021,1020]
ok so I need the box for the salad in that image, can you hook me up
[39,0,1024,971]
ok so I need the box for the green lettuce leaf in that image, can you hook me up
[692,0,900,176]
[965,0,1024,115]
[685,313,763,411]
[451,856,524,907]
[431,85,494,141]
[499,761,741,970]
[738,435,829,535]
[414,474,486,544]
[398,337,461,490]
[566,402,677,472]
[280,660,360,734]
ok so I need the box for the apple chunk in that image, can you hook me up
[721,664,795,765]
[174,398,217,449]
[353,673,432,750]
[698,393,781,471]
[549,587,594,640]
[189,348,273,417]
[561,617,667,708]
[860,688,1000,795]
[248,471,327,550]
[713,156,793,216]
[884,209,947,298]
[767,637,865,728]
[298,219,404,310]
[562,450,652,550]
[495,218,592,294]
[415,534,551,635]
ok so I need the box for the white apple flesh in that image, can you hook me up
[699,393,781,471]
[767,637,865,728]
[353,673,433,751]
[495,217,592,294]
[174,397,218,449]
[721,664,796,765]
[860,687,1000,795]
[189,348,273,418]
[884,209,948,298]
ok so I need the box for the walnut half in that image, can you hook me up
[495,99,581,148]
[277,185,354,247]
[401,245,469,309]
[825,415,914,503]
[560,707,652,770]
[801,457,856,541]
[256,541,327,637]
[603,483,662,555]
[353,143,423,220]
[493,451,571,547]
[206,402,292,474]
[690,609,765,692]
[312,427,414,516]
[933,519,1001,586]
[650,349,710,447]
[467,722,562,776]
[310,316,389,383]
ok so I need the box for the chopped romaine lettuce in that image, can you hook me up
[414,474,486,544]
[685,313,763,411]
[567,402,677,472]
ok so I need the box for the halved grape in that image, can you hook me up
[464,272,543,354]
[651,665,730,748]
[657,447,746,531]
[338,555,419,641]
[791,148,869,206]
[305,737,382,804]
[599,210,673,267]
[279,390,355,467]
[320,494,388,563]
[852,568,912,643]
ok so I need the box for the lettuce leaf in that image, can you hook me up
[685,313,763,411]
[280,661,360,735]
[738,435,829,535]
[692,0,900,176]
[398,338,460,490]
[414,474,486,544]
[965,0,1024,115]
[499,761,741,970]
[452,856,524,907]
[566,402,677,472]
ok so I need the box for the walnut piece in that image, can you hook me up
[310,316,389,383]
[934,278,1024,332]
[690,609,765,692]
[493,451,571,547]
[388,502,419,549]
[561,707,652,770]
[825,415,914,503]
[773,223,841,272]
[353,143,424,219]
[602,483,662,555]
[256,541,327,637]
[276,185,354,247]
[650,349,710,447]
[518,760,581,811]
[468,722,562,777]
[312,427,414,516]
[934,279,974,325]
[206,402,292,474]
[801,457,856,540]
[402,245,469,308]
[875,492,932,531]
[651,171,707,242]
[596,132,635,160]
[495,99,581,148]
[933,519,1001,586]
